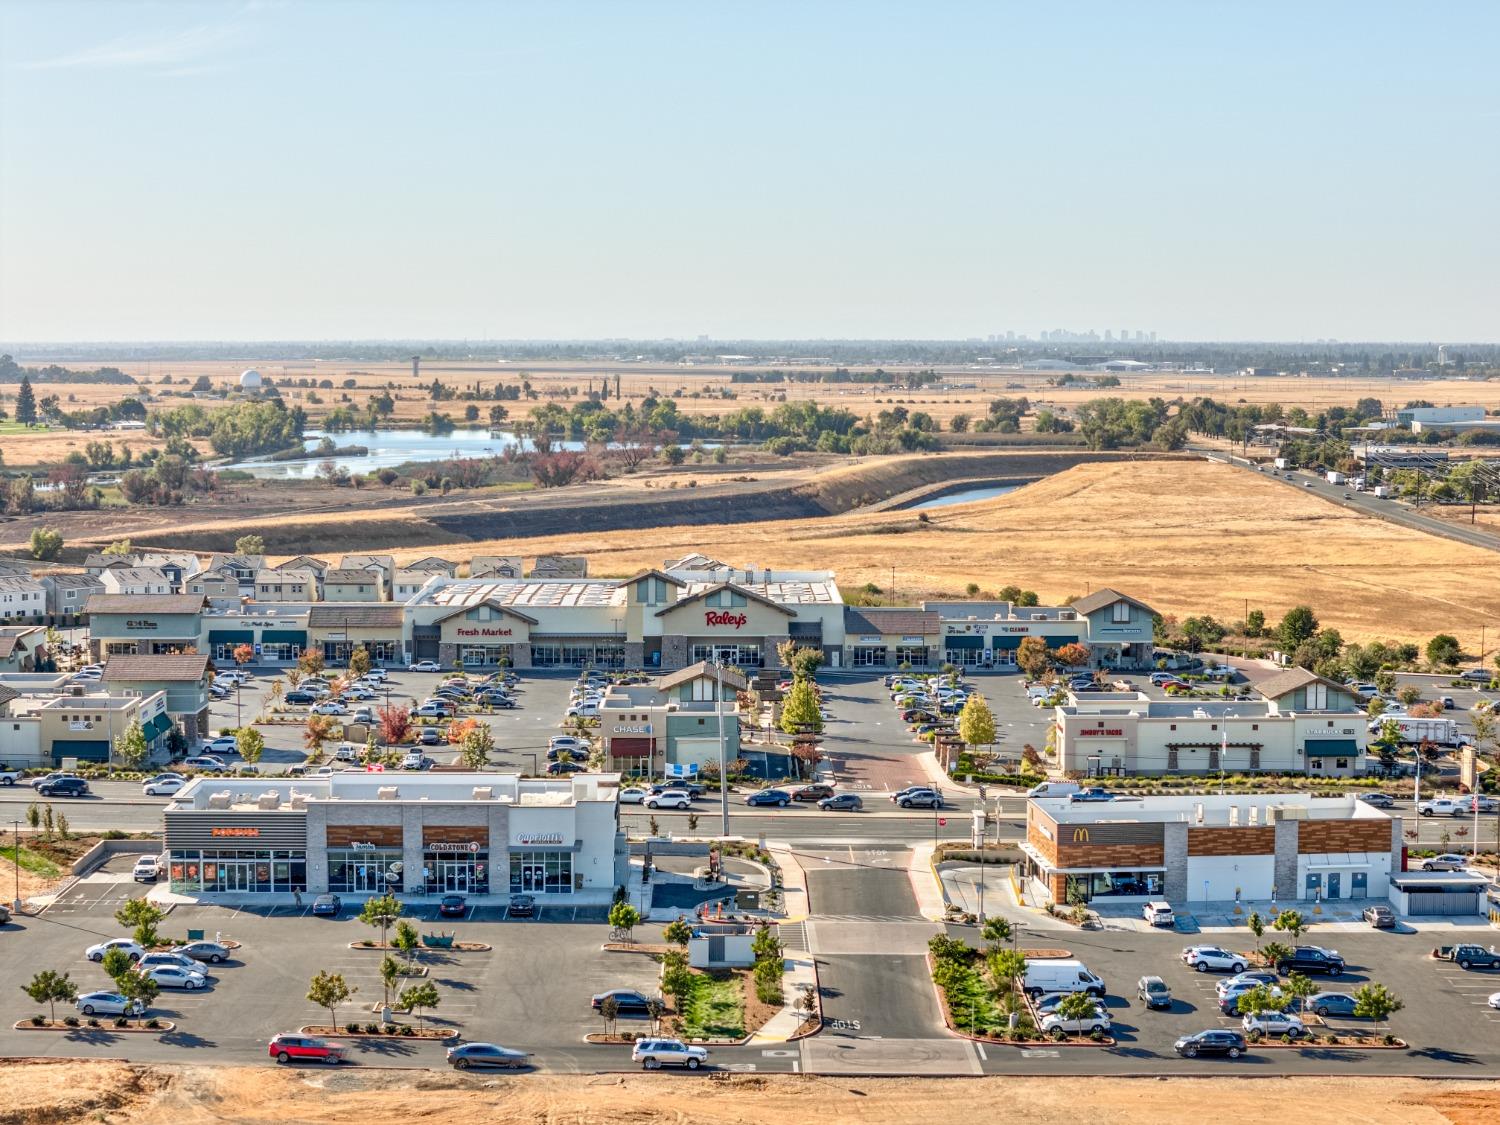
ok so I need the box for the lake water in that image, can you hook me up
[218,428,562,479]
[909,484,1020,510]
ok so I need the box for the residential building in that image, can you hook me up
[254,568,320,603]
[469,555,523,579]
[405,556,457,577]
[208,554,266,596]
[99,567,174,596]
[102,653,212,743]
[0,626,47,672]
[323,568,387,602]
[186,568,242,606]
[529,555,587,578]
[392,568,441,601]
[0,575,47,621]
[337,555,395,579]
[40,572,104,616]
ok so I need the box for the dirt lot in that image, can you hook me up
[0,1060,1493,1125]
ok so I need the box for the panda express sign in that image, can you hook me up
[704,611,748,629]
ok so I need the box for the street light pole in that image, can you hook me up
[715,659,728,838]
[12,820,19,913]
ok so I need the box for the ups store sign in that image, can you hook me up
[1058,821,1164,847]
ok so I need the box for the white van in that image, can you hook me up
[1022,959,1107,998]
[1027,780,1081,799]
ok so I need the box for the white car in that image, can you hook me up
[1488,992,1500,1010]
[618,787,647,804]
[631,1038,709,1070]
[1242,1011,1306,1038]
[200,736,238,756]
[410,702,451,719]
[549,735,589,751]
[75,991,146,1017]
[310,701,348,716]
[363,668,389,682]
[566,703,600,719]
[86,938,144,963]
[400,752,426,770]
[141,965,207,990]
[408,660,442,673]
[1037,1010,1111,1038]
[132,855,165,882]
[341,686,376,701]
[142,777,186,797]
[1181,946,1247,973]
[645,789,691,810]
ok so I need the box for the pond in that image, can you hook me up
[218,428,565,479]
[908,484,1021,510]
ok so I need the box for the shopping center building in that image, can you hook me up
[162,772,624,900]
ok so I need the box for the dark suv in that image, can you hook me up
[1275,946,1346,976]
[36,776,89,798]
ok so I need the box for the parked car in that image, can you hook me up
[1242,1011,1306,1038]
[893,787,943,809]
[400,751,426,770]
[1217,983,1283,1015]
[618,787,647,804]
[139,951,198,973]
[182,756,228,772]
[646,790,691,810]
[311,894,342,916]
[647,782,704,798]
[446,1041,532,1070]
[1418,797,1468,818]
[791,784,835,802]
[142,965,207,990]
[85,938,144,963]
[1357,792,1395,808]
[76,991,146,1017]
[200,736,239,756]
[1306,992,1360,1017]
[1362,904,1396,929]
[1275,946,1346,976]
[549,735,589,752]
[1432,944,1500,970]
[1421,853,1468,872]
[269,1034,346,1065]
[36,776,89,798]
[1181,946,1248,974]
[507,894,535,918]
[1460,668,1493,683]
[632,1038,708,1070]
[173,940,232,964]
[818,793,864,812]
[476,693,516,708]
[1069,788,1115,802]
[1136,976,1171,1009]
[746,788,792,807]
[284,690,319,705]
[408,660,443,673]
[546,760,585,775]
[310,701,348,716]
[1038,1009,1111,1038]
[438,894,467,918]
[1174,1029,1248,1058]
[417,727,445,746]
[592,989,654,1015]
[1142,901,1175,927]
[132,855,165,882]
[1215,971,1278,998]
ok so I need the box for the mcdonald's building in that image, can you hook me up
[1022,792,1400,909]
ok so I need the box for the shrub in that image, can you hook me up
[145,1018,161,1029]
[400,1025,415,1036]
[30,1014,44,1026]
[63,1016,80,1027]
[113,1016,128,1028]
[87,1017,101,1027]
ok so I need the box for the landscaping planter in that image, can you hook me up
[15,1019,175,1033]
[299,1023,455,1040]
[348,940,491,952]
[1249,1034,1407,1049]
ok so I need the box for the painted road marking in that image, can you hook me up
[827,1018,862,1031]
[725,1064,758,1072]
[975,1042,987,1060]
[761,1049,798,1057]
[1020,1049,1060,1058]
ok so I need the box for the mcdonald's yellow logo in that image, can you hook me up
[1072,828,1090,843]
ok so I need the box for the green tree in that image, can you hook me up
[1017,636,1050,679]
[112,719,149,770]
[981,916,1013,947]
[751,924,783,965]
[1234,982,1290,1017]
[392,919,421,963]
[1282,971,1317,1015]
[15,374,37,425]
[116,969,159,1025]
[115,898,165,948]
[986,948,1027,995]
[1277,605,1320,649]
[608,901,641,941]
[1260,941,1292,970]
[28,527,63,561]
[1351,981,1404,1022]
[399,980,439,1025]
[660,949,695,1013]
[236,726,265,765]
[1425,634,1462,668]
[1397,685,1422,707]
[379,954,402,1009]
[957,692,997,751]
[1271,908,1306,943]
[358,892,403,947]
[1054,991,1098,1022]
[307,970,355,1032]
[663,918,692,947]
[22,969,76,1023]
[348,645,371,679]
[459,723,495,769]
[599,992,620,1035]
[661,443,685,465]
[100,946,135,983]
[1245,609,1266,637]
[1247,910,1264,951]
[780,678,823,735]
[234,534,265,555]
[1374,668,1397,696]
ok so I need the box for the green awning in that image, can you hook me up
[991,635,1023,651]
[207,629,255,645]
[260,630,307,645]
[53,739,110,763]
[1042,635,1082,649]
[1305,738,1358,756]
[945,635,984,650]
[144,713,172,740]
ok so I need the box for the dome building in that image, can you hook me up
[239,368,263,390]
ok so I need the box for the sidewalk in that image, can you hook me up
[767,841,809,923]
[908,842,950,921]
[1091,896,1499,936]
[938,861,1075,932]
[748,953,817,1043]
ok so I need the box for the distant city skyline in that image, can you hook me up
[1,2,1497,343]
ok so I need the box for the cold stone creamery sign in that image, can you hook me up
[704,612,748,629]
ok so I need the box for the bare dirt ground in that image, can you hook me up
[0,1060,1493,1125]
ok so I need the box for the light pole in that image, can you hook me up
[12,820,20,913]
[973,875,985,926]
[715,659,728,838]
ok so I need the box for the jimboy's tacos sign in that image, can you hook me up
[704,611,748,629]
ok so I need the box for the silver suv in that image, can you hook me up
[631,1038,708,1070]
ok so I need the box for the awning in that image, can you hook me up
[609,738,654,758]
[1042,635,1081,649]
[206,629,255,645]
[260,630,307,645]
[991,635,1023,651]
[944,635,984,650]
[52,739,110,763]
[1305,738,1358,756]
[144,713,172,740]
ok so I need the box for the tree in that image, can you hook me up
[1245,609,1266,637]
[1425,634,1462,668]
[1247,910,1264,951]
[981,916,1013,947]
[608,901,641,941]
[233,643,254,668]
[1397,685,1422,707]
[115,898,165,948]
[1277,606,1319,649]
[1054,990,1098,1023]
[303,714,339,758]
[236,726,264,765]
[599,992,620,1036]
[1352,982,1404,1022]
[377,704,411,746]
[101,946,135,983]
[1259,941,1292,970]
[113,719,149,770]
[1235,982,1290,1017]
[22,969,76,1023]
[234,534,265,555]
[780,678,823,735]
[359,893,403,947]
[1271,908,1306,943]
[393,919,420,963]
[348,645,371,679]
[660,950,694,1013]
[663,918,692,947]
[751,924,783,965]
[29,527,63,561]
[1017,636,1050,680]
[298,649,325,677]
[1282,971,1317,1014]
[459,724,495,769]
[1374,668,1397,696]
[307,970,355,1032]
[646,996,666,1034]
[957,692,996,751]
[1052,643,1090,668]
[379,954,402,1010]
[986,948,1027,995]
[116,969,159,1025]
[15,374,36,425]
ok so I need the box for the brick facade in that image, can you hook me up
[1187,827,1276,857]
[1296,819,1392,854]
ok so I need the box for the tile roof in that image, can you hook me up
[103,654,211,682]
[1069,587,1157,616]
[85,594,208,615]
[307,605,405,628]
[843,608,941,636]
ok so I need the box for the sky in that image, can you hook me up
[1,1,1497,344]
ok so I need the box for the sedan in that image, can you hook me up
[746,789,792,808]
[1182,946,1248,973]
[311,894,342,916]
[86,938,144,963]
[507,894,535,919]
[283,691,319,705]
[269,1034,346,1065]
[1357,792,1395,808]
[1242,1011,1305,1038]
[140,951,199,973]
[438,894,467,918]
[817,793,864,812]
[1421,853,1468,872]
[894,789,943,809]
[446,1042,532,1070]
[341,687,376,701]
[1306,992,1360,1018]
[1215,971,1278,998]
[408,660,442,673]
[592,989,654,1015]
[173,941,232,964]
[182,756,228,771]
[142,777,186,797]
[791,784,834,802]
[1362,904,1396,929]
[142,965,207,990]
[618,787,647,804]
[476,693,516,708]
[310,702,348,716]
[75,991,146,1017]
[1174,1029,1248,1059]
[546,760,585,775]
[645,790,690,810]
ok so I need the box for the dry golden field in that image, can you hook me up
[369,459,1500,654]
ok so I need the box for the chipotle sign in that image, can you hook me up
[704,611,748,629]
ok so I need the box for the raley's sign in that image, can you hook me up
[704,611,748,629]
[1078,728,1124,737]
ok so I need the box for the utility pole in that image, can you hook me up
[715,659,728,838]
[12,820,20,913]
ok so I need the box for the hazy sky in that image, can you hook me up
[1,1,1497,343]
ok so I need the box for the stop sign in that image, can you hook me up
[938,817,947,827]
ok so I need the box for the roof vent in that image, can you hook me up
[257,791,281,811]
[471,786,493,801]
[207,791,232,810]
[377,786,399,801]
[289,792,308,810]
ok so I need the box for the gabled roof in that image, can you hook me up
[104,654,211,682]
[654,582,794,618]
[338,554,395,571]
[405,556,456,574]
[307,605,405,628]
[324,568,386,585]
[428,600,539,627]
[1069,587,1157,617]
[85,594,208,616]
[42,573,104,589]
[623,568,688,588]
[655,661,749,692]
[209,554,265,570]
[844,607,940,636]
[1255,666,1350,701]
[0,684,19,707]
[278,555,329,573]
[84,552,137,568]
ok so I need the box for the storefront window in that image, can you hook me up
[509,850,573,894]
[852,646,887,667]
[1071,870,1164,900]
[894,646,929,667]
[169,849,306,893]
[945,646,984,666]
[327,847,405,893]
[531,645,560,667]
[422,849,489,893]
[690,644,764,667]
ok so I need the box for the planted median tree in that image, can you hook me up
[986,948,1027,996]
[101,946,135,984]
[359,892,403,947]
[1271,908,1306,944]
[599,993,620,1036]
[379,954,402,1010]
[780,678,823,736]
[1054,990,1098,1024]
[308,970,355,1033]
[1016,636,1049,680]
[393,919,420,963]
[401,981,439,1026]
[236,726,265,766]
[22,970,76,1023]
[349,645,371,679]
[663,918,692,948]
[1235,982,1289,1018]
[116,898,165,949]
[608,901,641,943]
[661,950,695,1014]
[1352,982,1403,1022]
[957,692,996,755]
[1247,911,1264,951]
[1282,971,1317,1015]
[117,969,159,1025]
[459,724,495,770]
[981,916,1013,949]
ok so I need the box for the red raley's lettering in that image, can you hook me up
[704,611,748,628]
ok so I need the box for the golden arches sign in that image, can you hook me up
[1071,828,1090,843]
